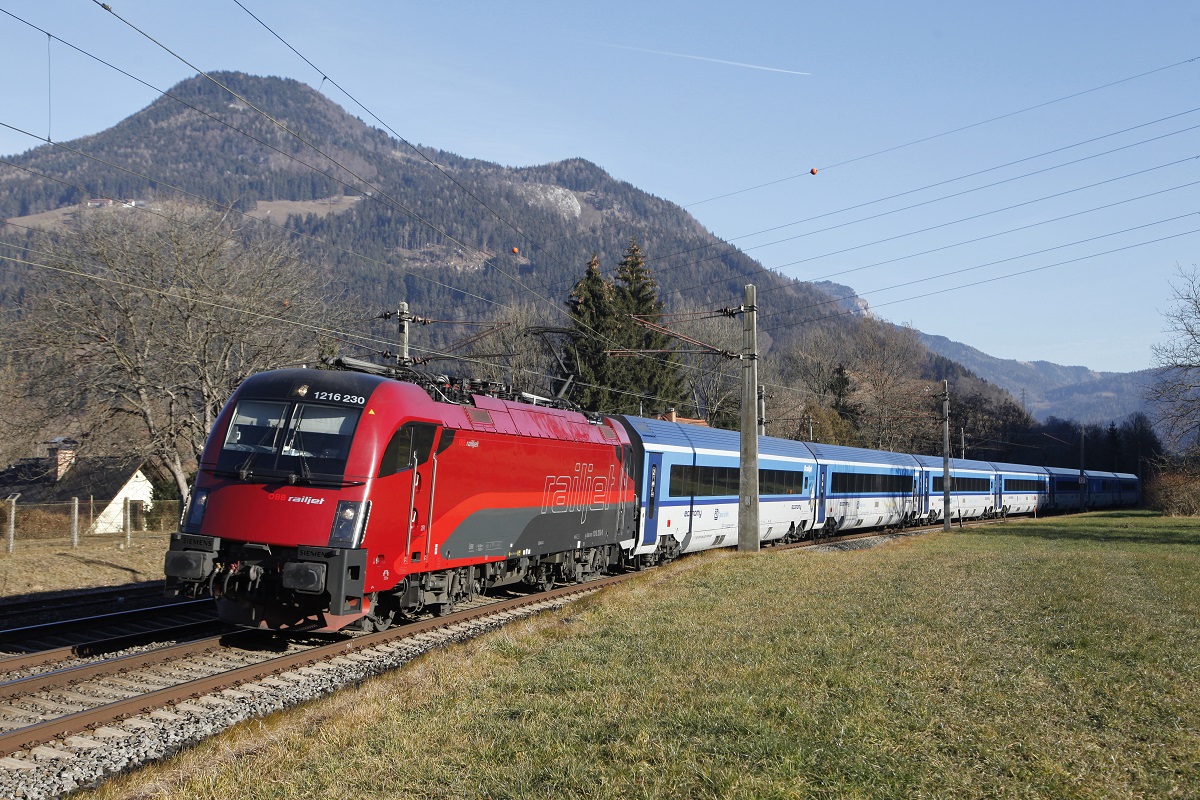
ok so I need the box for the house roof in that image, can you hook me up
[0,457,145,504]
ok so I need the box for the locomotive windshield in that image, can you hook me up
[216,399,362,483]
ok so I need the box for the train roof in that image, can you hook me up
[619,416,734,452]
[619,416,817,462]
[1044,466,1085,477]
[911,455,997,472]
[988,461,1050,475]
[801,442,918,469]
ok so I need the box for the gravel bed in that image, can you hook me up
[0,596,575,799]
[804,528,931,552]
[0,639,204,684]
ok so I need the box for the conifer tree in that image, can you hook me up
[564,254,617,412]
[563,241,685,414]
[611,238,685,413]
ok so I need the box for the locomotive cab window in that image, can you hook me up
[217,399,360,480]
[223,400,288,453]
[379,423,438,477]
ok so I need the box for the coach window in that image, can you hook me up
[379,423,438,477]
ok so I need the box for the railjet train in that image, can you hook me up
[164,367,1139,631]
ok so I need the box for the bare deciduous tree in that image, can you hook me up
[671,314,742,428]
[463,301,564,398]
[9,202,335,498]
[1150,266,1200,451]
[849,320,939,452]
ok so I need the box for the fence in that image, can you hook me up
[4,497,181,554]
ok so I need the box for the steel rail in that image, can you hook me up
[0,576,622,754]
[0,600,214,649]
[0,584,167,627]
[0,619,230,674]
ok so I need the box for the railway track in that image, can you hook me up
[0,518,1014,797]
[0,578,615,798]
[0,583,171,632]
[0,599,220,658]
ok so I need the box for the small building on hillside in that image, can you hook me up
[0,439,155,534]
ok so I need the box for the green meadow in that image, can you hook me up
[89,511,1200,800]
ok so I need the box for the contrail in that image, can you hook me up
[603,43,810,76]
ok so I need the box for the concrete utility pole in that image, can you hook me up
[942,380,951,532]
[739,284,760,553]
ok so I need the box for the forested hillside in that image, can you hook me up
[0,72,1160,473]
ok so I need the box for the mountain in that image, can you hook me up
[919,332,1152,424]
[1,70,1147,439]
[0,71,840,356]
[808,281,1152,425]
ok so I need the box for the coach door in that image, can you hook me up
[815,465,828,525]
[911,473,920,519]
[642,453,663,547]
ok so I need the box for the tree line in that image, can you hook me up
[0,205,1179,503]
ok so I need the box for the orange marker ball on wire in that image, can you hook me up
[512,247,519,254]
[810,168,818,175]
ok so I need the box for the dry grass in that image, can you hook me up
[0,533,170,598]
[80,511,1200,799]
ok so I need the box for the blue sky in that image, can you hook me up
[2,1,1197,373]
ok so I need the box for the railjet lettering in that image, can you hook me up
[540,462,615,523]
[268,493,326,506]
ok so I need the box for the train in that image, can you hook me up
[163,365,1140,632]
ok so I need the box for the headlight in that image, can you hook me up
[183,489,210,531]
[328,500,370,548]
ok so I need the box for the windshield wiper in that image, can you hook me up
[238,453,259,481]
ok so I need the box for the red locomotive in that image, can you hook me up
[164,367,638,631]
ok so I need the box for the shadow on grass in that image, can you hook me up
[1,577,161,605]
[984,509,1200,546]
[57,552,149,579]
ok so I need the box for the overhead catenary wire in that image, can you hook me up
[759,225,1200,336]
[0,138,720,410]
[3,6,1193,417]
[75,0,697,386]
[521,55,1200,249]
[95,0,1196,351]
[635,127,1200,304]
[0,244,695,412]
[752,209,1200,325]
[751,176,1200,298]
[486,101,1200,307]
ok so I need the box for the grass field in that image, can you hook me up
[0,533,170,599]
[82,511,1200,799]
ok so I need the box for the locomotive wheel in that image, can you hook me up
[361,592,397,632]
